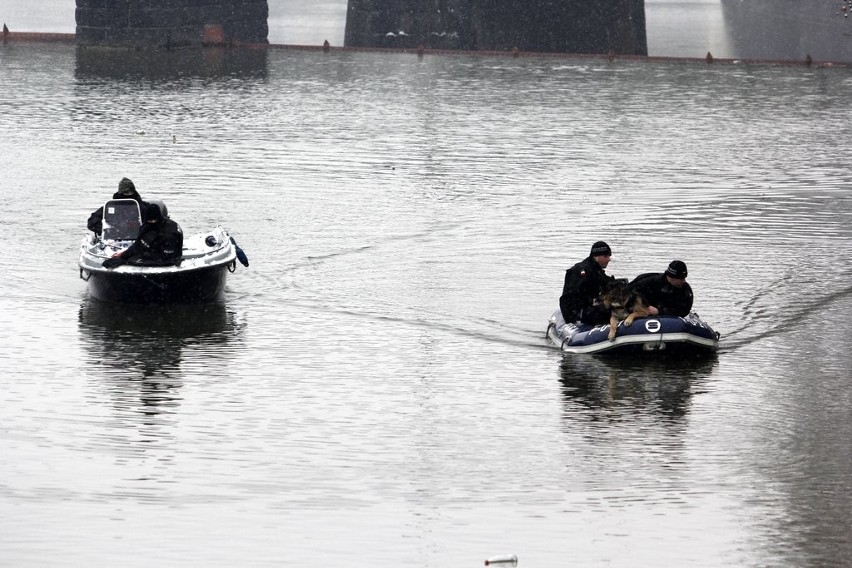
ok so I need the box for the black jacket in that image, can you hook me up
[87,188,144,235]
[559,256,613,325]
[121,218,184,264]
[629,272,693,317]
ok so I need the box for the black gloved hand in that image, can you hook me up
[102,257,125,269]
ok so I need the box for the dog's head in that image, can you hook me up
[601,280,631,309]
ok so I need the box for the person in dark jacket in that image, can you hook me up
[559,241,615,325]
[87,177,144,235]
[102,201,183,268]
[629,260,693,317]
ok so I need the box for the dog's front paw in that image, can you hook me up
[608,329,617,341]
[624,315,635,327]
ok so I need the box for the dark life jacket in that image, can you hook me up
[122,218,184,264]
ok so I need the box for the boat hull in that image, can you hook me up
[79,225,241,304]
[546,309,720,356]
[81,263,231,304]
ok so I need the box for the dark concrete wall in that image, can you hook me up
[345,0,475,50]
[345,0,647,55]
[76,0,269,48]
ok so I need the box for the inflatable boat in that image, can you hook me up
[546,309,720,356]
[79,198,248,304]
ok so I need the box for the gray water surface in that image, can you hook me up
[2,44,852,567]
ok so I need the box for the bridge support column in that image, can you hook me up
[76,0,269,48]
[345,0,647,56]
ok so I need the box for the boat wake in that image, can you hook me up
[723,272,852,352]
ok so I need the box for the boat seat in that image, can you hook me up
[101,199,142,241]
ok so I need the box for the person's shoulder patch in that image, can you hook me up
[579,270,586,277]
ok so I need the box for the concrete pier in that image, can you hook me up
[75,0,269,48]
[344,0,647,55]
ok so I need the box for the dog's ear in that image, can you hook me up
[606,279,626,295]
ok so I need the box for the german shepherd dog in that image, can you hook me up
[601,280,652,341]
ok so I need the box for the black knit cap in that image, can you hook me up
[142,201,163,223]
[666,260,688,279]
[590,241,612,257]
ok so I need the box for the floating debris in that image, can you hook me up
[484,554,518,566]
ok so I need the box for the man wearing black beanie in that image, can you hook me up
[102,201,184,268]
[629,260,693,317]
[559,241,615,325]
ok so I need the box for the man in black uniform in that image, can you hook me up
[559,241,615,325]
[629,260,693,317]
[87,177,144,235]
[103,202,183,268]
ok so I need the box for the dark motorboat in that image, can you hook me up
[79,199,248,304]
[546,309,720,356]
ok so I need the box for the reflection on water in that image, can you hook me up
[74,45,269,80]
[559,354,718,419]
[77,297,241,341]
[77,299,244,419]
